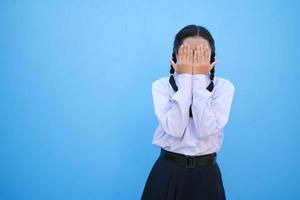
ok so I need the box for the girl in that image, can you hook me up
[141,25,235,200]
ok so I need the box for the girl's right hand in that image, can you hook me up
[169,43,193,74]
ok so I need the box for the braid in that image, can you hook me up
[169,51,178,91]
[206,53,215,92]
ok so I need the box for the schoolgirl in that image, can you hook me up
[141,25,235,200]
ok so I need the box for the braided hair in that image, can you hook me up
[169,25,216,118]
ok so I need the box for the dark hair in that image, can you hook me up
[169,25,216,118]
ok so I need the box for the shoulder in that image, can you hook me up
[152,76,170,90]
[151,76,173,97]
[214,76,235,94]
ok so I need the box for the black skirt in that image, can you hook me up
[141,148,226,200]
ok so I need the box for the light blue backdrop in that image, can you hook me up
[1,0,299,199]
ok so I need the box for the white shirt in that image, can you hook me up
[151,72,235,156]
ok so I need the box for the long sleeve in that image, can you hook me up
[191,74,235,138]
[152,74,192,138]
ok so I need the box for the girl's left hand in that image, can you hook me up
[193,44,219,75]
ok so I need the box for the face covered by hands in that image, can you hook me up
[170,37,219,75]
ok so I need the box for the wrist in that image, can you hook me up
[193,68,209,75]
[193,71,209,75]
[178,72,193,75]
[192,73,210,91]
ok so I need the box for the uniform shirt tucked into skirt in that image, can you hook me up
[151,72,235,156]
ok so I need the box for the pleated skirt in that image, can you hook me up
[141,149,226,200]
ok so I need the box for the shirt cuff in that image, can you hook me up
[177,73,192,90]
[172,73,192,104]
[192,74,214,99]
[192,74,208,90]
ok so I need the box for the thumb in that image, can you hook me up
[169,59,177,71]
[209,60,219,71]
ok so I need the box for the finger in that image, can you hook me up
[197,49,200,64]
[170,58,178,71]
[193,50,198,64]
[184,44,189,63]
[190,46,194,63]
[188,44,193,63]
[205,46,210,62]
[182,44,187,63]
[207,46,211,62]
[203,45,207,60]
[178,44,184,62]
[186,44,190,63]
[197,45,201,63]
[200,44,205,62]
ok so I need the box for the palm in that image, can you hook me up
[193,44,217,75]
[170,43,218,75]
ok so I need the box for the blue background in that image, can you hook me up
[1,0,299,199]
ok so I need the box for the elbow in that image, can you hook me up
[197,120,227,139]
[159,119,187,139]
[196,120,219,139]
[198,126,217,139]
[167,123,186,138]
[156,111,188,139]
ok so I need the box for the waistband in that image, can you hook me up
[160,148,217,168]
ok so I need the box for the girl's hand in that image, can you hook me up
[169,43,193,74]
[193,44,219,75]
